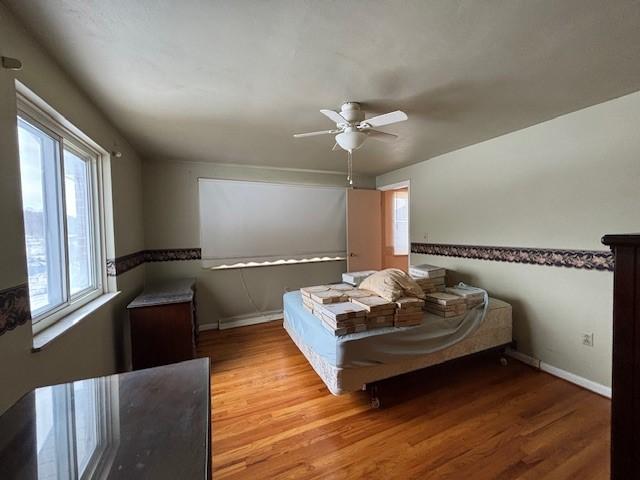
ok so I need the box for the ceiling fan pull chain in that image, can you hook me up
[347,150,353,186]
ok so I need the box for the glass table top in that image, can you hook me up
[0,358,210,479]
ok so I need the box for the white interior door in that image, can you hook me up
[346,189,382,272]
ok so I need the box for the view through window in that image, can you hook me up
[17,105,102,327]
[393,190,409,255]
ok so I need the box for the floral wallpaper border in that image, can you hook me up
[106,250,145,276]
[145,248,202,263]
[0,248,202,337]
[0,283,30,336]
[106,244,615,275]
[106,248,202,276]
[411,243,614,271]
[3,242,612,337]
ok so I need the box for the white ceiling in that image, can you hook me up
[6,0,640,175]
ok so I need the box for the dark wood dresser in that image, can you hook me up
[0,359,211,479]
[127,278,197,370]
[602,234,640,479]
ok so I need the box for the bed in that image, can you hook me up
[283,290,513,402]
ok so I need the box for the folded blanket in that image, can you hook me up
[359,268,425,302]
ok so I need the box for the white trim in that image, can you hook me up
[377,179,410,191]
[506,348,611,398]
[505,347,541,368]
[15,82,109,157]
[220,311,283,330]
[540,362,611,399]
[199,310,283,331]
[16,85,110,335]
[32,292,120,351]
[199,323,219,332]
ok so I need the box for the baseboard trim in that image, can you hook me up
[198,310,284,332]
[199,323,219,332]
[505,348,541,368]
[540,362,612,399]
[506,348,611,398]
[209,310,282,330]
[220,312,283,330]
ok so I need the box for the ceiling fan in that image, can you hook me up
[293,102,408,152]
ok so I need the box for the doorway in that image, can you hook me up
[380,181,409,272]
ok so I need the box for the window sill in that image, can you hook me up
[32,292,120,352]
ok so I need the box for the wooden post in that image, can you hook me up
[602,234,640,479]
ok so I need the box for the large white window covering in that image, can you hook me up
[198,179,346,269]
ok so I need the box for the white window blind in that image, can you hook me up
[198,179,346,268]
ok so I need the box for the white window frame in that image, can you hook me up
[17,91,108,335]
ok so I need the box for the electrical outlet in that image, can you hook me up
[423,232,428,241]
[582,333,594,347]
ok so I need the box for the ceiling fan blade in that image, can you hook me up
[293,129,339,138]
[362,110,408,128]
[320,109,348,125]
[367,130,398,142]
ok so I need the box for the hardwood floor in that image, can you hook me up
[197,321,610,480]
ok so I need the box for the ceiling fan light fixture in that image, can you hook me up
[293,102,407,153]
[335,129,367,152]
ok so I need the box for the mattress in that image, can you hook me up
[283,291,512,395]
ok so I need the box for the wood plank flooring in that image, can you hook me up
[197,321,610,479]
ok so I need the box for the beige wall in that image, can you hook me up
[143,160,375,326]
[0,5,145,413]
[377,90,640,387]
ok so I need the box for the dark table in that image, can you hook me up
[0,358,211,479]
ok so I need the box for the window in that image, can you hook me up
[198,179,346,269]
[17,94,105,331]
[392,190,409,255]
[36,377,119,479]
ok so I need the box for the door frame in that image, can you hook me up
[377,180,411,267]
